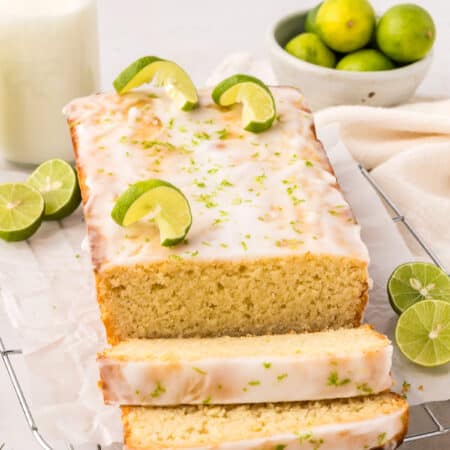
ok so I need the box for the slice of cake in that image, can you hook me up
[64,86,369,343]
[121,392,408,450]
[98,325,392,405]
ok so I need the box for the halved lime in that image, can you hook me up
[111,179,192,247]
[113,56,198,111]
[0,183,44,241]
[27,159,81,220]
[396,300,450,367]
[211,74,276,133]
[388,262,450,315]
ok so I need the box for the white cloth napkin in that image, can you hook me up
[209,53,450,272]
[315,103,450,270]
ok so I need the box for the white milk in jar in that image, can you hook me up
[0,0,99,164]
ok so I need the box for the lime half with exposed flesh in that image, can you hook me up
[113,56,198,111]
[388,262,450,315]
[0,183,44,241]
[212,74,276,133]
[111,179,192,247]
[27,159,81,220]
[396,300,450,367]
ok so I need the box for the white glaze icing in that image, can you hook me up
[124,408,407,450]
[63,87,369,271]
[99,344,392,405]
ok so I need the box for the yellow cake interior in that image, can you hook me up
[99,324,386,361]
[122,393,407,448]
[98,254,367,342]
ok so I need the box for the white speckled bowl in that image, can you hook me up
[267,10,433,111]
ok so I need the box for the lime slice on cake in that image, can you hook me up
[111,179,192,247]
[396,300,450,367]
[27,159,81,220]
[0,183,44,241]
[211,74,277,133]
[113,56,198,111]
[388,262,450,314]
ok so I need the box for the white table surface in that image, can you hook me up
[1,0,449,449]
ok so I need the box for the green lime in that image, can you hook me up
[316,0,376,53]
[376,4,435,63]
[304,3,322,34]
[27,159,81,220]
[285,33,336,68]
[0,183,44,242]
[336,49,395,71]
[388,262,450,315]
[212,74,276,133]
[396,300,450,367]
[113,56,198,111]
[111,179,192,247]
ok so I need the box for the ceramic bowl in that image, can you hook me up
[267,9,433,110]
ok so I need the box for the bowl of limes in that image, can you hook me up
[267,1,435,110]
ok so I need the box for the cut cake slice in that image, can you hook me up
[64,86,369,343]
[98,325,392,405]
[121,392,408,450]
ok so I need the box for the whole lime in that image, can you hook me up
[337,49,395,71]
[316,0,376,52]
[305,3,322,34]
[285,33,336,68]
[376,4,435,63]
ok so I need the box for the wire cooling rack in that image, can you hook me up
[1,165,449,450]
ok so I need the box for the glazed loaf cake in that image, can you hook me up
[121,392,408,450]
[98,325,392,405]
[64,86,369,343]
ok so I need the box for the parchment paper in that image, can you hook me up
[0,88,449,448]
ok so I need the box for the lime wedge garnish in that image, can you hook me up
[211,74,277,133]
[0,183,44,241]
[113,56,198,111]
[111,179,192,247]
[388,262,450,314]
[27,159,81,220]
[396,300,450,367]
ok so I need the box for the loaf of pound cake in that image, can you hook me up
[64,86,369,343]
[121,392,408,450]
[98,325,392,405]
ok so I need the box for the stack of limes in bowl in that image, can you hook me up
[285,0,435,71]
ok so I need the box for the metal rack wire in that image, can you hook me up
[1,165,449,449]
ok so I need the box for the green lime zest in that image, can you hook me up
[211,74,276,133]
[150,381,166,398]
[113,56,198,111]
[111,179,192,247]
[327,371,351,387]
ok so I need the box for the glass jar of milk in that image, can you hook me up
[0,0,99,164]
